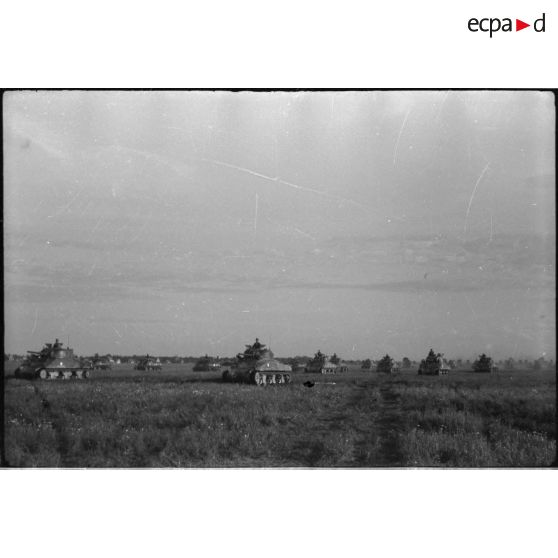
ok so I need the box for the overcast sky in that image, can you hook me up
[3,90,555,360]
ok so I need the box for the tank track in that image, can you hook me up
[250,370,292,385]
[14,367,92,380]
[418,365,448,376]
[222,369,292,385]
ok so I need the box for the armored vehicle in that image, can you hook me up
[305,350,339,374]
[193,355,221,372]
[221,338,292,385]
[135,355,162,371]
[418,349,449,375]
[92,358,112,370]
[376,354,395,374]
[14,339,91,380]
[473,353,494,373]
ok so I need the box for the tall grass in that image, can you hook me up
[4,365,555,467]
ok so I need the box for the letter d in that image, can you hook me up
[534,13,545,32]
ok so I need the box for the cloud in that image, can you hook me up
[5,228,554,307]
[269,278,483,293]
[5,277,254,304]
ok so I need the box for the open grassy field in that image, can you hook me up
[3,362,556,467]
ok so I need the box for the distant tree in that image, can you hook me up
[448,360,456,370]
[330,353,340,365]
[534,357,545,370]
[361,358,372,369]
[401,357,411,369]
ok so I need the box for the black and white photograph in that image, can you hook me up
[3,89,555,468]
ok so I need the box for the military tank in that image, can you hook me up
[14,339,91,380]
[92,357,112,370]
[473,353,494,373]
[193,355,221,372]
[305,350,338,374]
[376,354,395,374]
[135,355,162,371]
[418,349,449,375]
[221,338,292,385]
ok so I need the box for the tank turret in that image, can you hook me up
[14,339,91,380]
[222,339,292,385]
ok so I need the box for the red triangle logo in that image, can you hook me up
[516,19,530,31]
